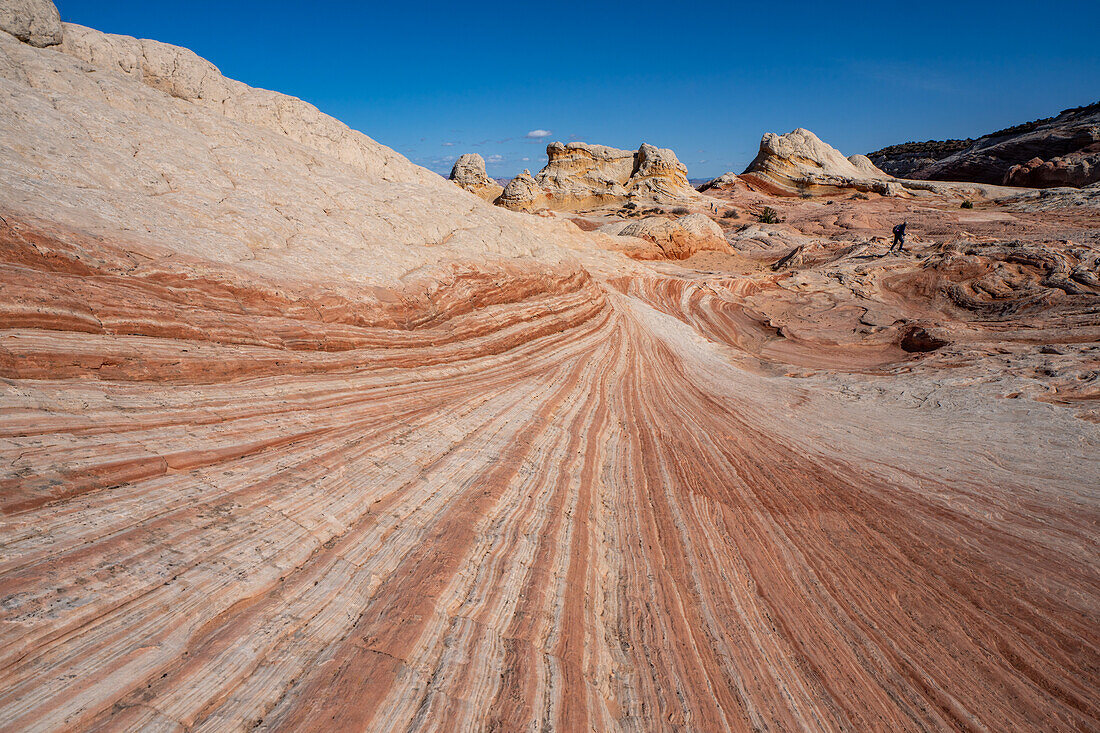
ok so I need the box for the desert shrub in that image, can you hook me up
[757,207,780,224]
[721,209,739,219]
[669,206,691,215]
[849,192,869,200]
[960,200,974,209]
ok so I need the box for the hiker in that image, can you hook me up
[889,222,908,253]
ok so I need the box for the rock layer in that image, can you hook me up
[1,7,1098,732]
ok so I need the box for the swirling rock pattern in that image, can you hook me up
[1,8,1098,732]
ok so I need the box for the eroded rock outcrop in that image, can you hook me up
[870,102,1100,188]
[611,213,728,260]
[0,0,60,47]
[697,171,743,192]
[742,128,891,196]
[449,153,504,202]
[1004,147,1100,188]
[497,141,700,212]
[494,168,548,212]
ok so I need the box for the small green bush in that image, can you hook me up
[757,207,780,224]
[669,206,691,215]
[721,209,739,219]
[960,200,974,209]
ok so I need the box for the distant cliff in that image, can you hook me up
[868,102,1100,187]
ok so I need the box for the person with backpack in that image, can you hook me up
[889,222,908,254]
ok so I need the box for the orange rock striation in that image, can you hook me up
[1,6,1098,732]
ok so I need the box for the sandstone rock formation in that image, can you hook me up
[869,102,1100,188]
[497,141,700,212]
[1004,147,1099,188]
[742,128,891,196]
[449,153,504,202]
[1,5,1098,732]
[494,168,548,212]
[697,171,743,191]
[608,213,728,260]
[0,0,59,47]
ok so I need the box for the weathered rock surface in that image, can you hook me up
[449,153,504,202]
[697,171,742,191]
[1,5,1098,732]
[742,128,891,196]
[1004,147,1099,188]
[870,102,1100,188]
[494,168,548,212]
[497,141,700,212]
[609,213,728,260]
[0,0,60,47]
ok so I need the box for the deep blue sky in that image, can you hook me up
[57,1,1100,179]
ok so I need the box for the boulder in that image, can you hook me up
[1003,147,1100,188]
[741,128,889,196]
[0,0,61,47]
[495,169,548,212]
[496,141,700,212]
[697,172,742,192]
[616,213,728,260]
[449,153,504,202]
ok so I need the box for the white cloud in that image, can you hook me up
[441,141,456,147]
[525,129,552,139]
[487,154,504,163]
[521,157,530,162]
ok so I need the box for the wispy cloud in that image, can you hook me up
[441,141,456,147]
[487,154,504,163]
[525,129,552,139]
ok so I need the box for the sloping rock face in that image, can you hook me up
[742,128,890,196]
[866,139,974,178]
[0,0,59,46]
[1,6,1099,732]
[870,103,1100,187]
[497,141,700,211]
[449,153,504,202]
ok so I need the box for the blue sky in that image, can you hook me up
[57,1,1100,179]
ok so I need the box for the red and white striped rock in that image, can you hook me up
[0,7,1097,732]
